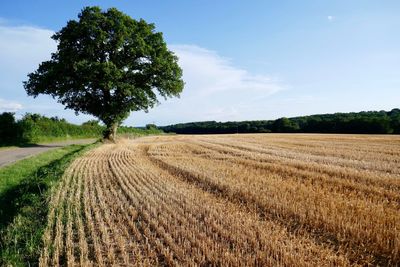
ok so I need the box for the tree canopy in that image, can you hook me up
[24,6,184,140]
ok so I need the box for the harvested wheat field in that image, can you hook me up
[40,134,400,266]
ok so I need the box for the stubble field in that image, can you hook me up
[40,134,400,266]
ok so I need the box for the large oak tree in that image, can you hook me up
[24,6,184,141]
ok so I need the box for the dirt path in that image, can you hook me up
[0,139,96,168]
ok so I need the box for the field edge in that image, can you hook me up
[0,142,98,266]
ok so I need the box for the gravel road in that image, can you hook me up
[0,139,96,168]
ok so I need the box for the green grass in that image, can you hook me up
[34,135,98,143]
[0,143,97,266]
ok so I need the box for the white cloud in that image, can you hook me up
[170,45,282,97]
[0,98,23,112]
[327,15,335,21]
[0,23,56,70]
[0,21,57,105]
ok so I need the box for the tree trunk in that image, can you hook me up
[103,123,118,142]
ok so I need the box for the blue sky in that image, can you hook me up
[0,1,399,126]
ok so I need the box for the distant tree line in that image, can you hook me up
[0,112,162,145]
[161,109,400,134]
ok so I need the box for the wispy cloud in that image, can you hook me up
[0,98,23,112]
[327,15,335,22]
[0,20,57,106]
[0,22,56,69]
[170,45,282,97]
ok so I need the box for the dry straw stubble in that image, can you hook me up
[40,134,400,266]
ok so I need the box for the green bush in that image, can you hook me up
[15,114,102,143]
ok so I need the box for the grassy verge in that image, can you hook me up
[34,135,98,144]
[0,143,97,266]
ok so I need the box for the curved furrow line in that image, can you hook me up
[67,157,94,266]
[107,154,187,265]
[81,151,106,266]
[218,155,400,206]
[109,153,258,265]
[206,139,400,175]
[214,134,400,156]
[65,156,93,266]
[40,155,87,266]
[192,140,400,191]
[121,146,243,227]
[226,136,400,163]
[93,148,157,265]
[65,167,79,266]
[169,141,400,208]
[148,147,398,265]
[113,147,265,259]
[82,149,117,265]
[195,138,400,179]
[123,144,352,266]
[73,157,90,266]
[109,148,276,265]
[98,162,159,266]
[51,158,84,266]
[133,146,271,253]
[80,150,110,266]
[181,142,400,226]
[88,147,132,265]
[109,151,215,264]
[186,138,399,264]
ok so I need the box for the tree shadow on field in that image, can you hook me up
[0,145,86,265]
